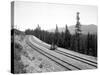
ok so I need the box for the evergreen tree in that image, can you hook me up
[75,12,81,52]
[54,24,59,45]
[64,24,71,49]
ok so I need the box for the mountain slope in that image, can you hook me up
[48,24,97,34]
[69,24,97,34]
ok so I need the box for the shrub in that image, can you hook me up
[14,42,26,73]
[14,42,23,51]
[14,60,26,74]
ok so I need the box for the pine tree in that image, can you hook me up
[54,24,59,45]
[75,12,82,52]
[64,24,71,49]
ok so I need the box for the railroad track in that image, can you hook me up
[55,50,97,68]
[26,39,82,70]
[31,36,97,68]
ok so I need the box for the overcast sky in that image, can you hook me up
[14,1,97,31]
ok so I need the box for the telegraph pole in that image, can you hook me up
[75,12,81,51]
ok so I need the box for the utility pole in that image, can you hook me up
[75,12,81,51]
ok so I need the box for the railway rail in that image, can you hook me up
[55,50,97,68]
[26,38,82,70]
[30,36,97,68]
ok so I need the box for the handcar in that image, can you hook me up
[50,43,57,50]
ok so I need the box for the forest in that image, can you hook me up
[25,24,97,57]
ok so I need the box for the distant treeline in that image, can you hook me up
[25,25,97,57]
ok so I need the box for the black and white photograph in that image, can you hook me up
[11,1,97,74]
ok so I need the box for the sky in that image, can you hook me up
[14,1,98,31]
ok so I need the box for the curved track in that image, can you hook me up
[30,36,97,68]
[26,38,82,70]
[55,50,97,68]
